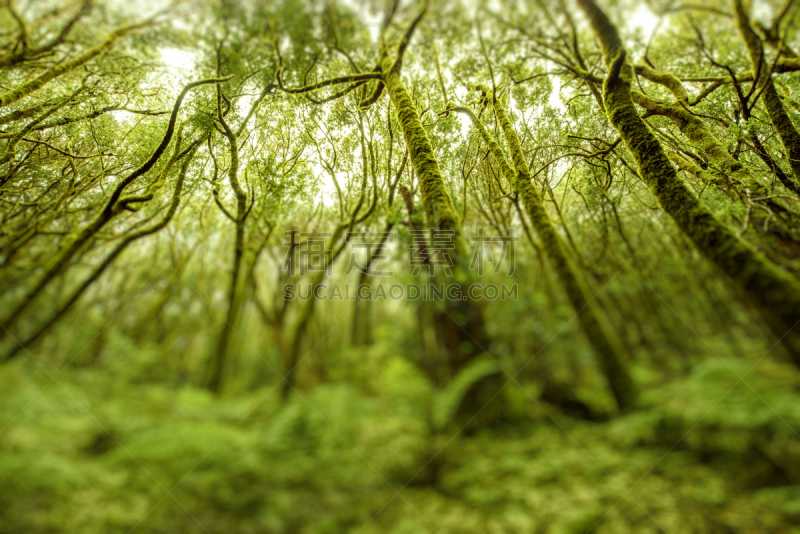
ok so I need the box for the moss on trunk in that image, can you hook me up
[379,32,501,425]
[629,89,770,199]
[578,0,800,365]
[451,91,637,411]
[0,77,228,335]
[0,23,146,108]
[734,0,800,187]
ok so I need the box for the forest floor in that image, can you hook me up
[1,353,799,533]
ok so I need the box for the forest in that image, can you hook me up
[1,0,800,531]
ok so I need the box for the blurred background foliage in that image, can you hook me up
[0,0,799,531]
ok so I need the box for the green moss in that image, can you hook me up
[0,87,83,165]
[579,0,800,364]
[380,43,499,420]
[0,23,143,108]
[734,0,800,187]
[5,144,199,361]
[667,151,735,198]
[629,90,768,198]
[761,79,800,184]
[1,77,228,334]
[635,65,688,102]
[454,86,637,411]
[381,63,460,233]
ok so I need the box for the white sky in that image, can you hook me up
[629,3,660,36]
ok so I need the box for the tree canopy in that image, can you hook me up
[1,0,800,532]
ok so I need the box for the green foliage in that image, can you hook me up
[2,0,800,531]
[2,354,799,532]
[432,357,500,430]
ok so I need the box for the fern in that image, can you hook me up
[432,357,501,430]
